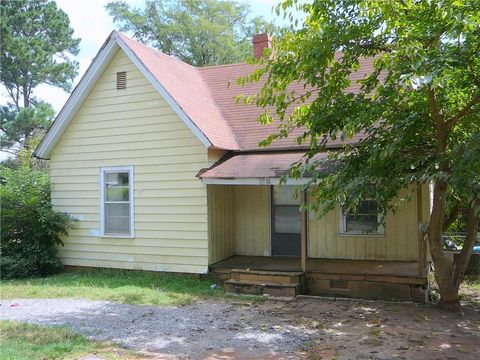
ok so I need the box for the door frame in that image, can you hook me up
[270,185,307,257]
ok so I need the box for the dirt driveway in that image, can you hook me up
[1,297,479,359]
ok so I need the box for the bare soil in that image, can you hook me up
[1,296,479,359]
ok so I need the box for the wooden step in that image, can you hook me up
[225,279,302,297]
[230,268,304,284]
[210,268,231,280]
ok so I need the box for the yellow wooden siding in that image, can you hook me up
[308,189,421,261]
[207,185,425,262]
[207,185,235,264]
[234,186,271,256]
[50,48,209,273]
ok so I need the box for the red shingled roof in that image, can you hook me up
[198,151,333,179]
[120,33,373,151]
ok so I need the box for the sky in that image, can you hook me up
[0,0,288,115]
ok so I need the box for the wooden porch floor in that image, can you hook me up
[210,255,424,279]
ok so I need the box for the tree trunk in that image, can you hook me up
[23,85,29,108]
[452,202,479,288]
[427,181,462,312]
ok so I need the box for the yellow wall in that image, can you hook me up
[50,49,210,273]
[208,185,425,262]
[234,186,271,256]
[208,185,235,264]
[308,195,419,261]
[206,185,271,259]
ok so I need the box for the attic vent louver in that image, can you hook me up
[116,71,127,89]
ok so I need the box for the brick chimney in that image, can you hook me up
[253,33,272,59]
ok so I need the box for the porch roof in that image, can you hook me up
[198,151,330,185]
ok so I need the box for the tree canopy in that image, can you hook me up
[247,0,479,310]
[0,0,80,155]
[106,0,275,66]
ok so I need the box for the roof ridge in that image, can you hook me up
[118,32,198,70]
[119,33,252,71]
[199,61,250,70]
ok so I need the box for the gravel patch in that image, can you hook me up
[0,298,312,359]
[2,297,480,359]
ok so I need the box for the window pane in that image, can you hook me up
[105,216,130,234]
[105,203,130,234]
[274,205,301,234]
[346,214,379,233]
[106,203,129,217]
[105,172,129,186]
[274,186,301,206]
[106,186,129,201]
[357,200,377,214]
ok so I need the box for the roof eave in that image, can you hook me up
[34,31,120,159]
[34,31,215,159]
[200,177,311,185]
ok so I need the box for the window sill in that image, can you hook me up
[338,233,385,238]
[100,234,134,239]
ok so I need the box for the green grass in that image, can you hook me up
[0,320,138,360]
[462,275,480,290]
[460,275,480,307]
[0,268,227,306]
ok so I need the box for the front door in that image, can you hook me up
[271,186,301,256]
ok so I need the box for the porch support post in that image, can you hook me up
[417,186,427,277]
[301,192,307,273]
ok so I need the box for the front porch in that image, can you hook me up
[211,256,428,301]
[200,153,431,301]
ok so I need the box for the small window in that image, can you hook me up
[100,166,134,237]
[340,199,384,235]
[116,71,127,89]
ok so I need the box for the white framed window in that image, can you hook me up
[340,199,384,235]
[100,166,134,237]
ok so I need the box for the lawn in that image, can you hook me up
[0,321,138,360]
[460,275,480,307]
[0,268,226,306]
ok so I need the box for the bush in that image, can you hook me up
[1,165,74,279]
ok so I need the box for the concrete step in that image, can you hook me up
[230,268,304,284]
[225,279,302,297]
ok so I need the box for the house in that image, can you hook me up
[35,31,430,301]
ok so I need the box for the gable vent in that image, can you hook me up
[116,71,127,89]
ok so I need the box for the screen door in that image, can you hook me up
[271,186,301,256]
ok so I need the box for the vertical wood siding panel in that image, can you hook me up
[208,185,235,264]
[307,192,420,261]
[234,186,270,256]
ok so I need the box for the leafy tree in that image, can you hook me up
[106,0,274,66]
[247,0,479,311]
[0,102,55,155]
[0,0,80,153]
[0,159,75,279]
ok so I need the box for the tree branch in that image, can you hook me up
[443,204,461,232]
[427,87,443,125]
[446,93,480,129]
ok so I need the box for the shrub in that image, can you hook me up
[0,165,74,279]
